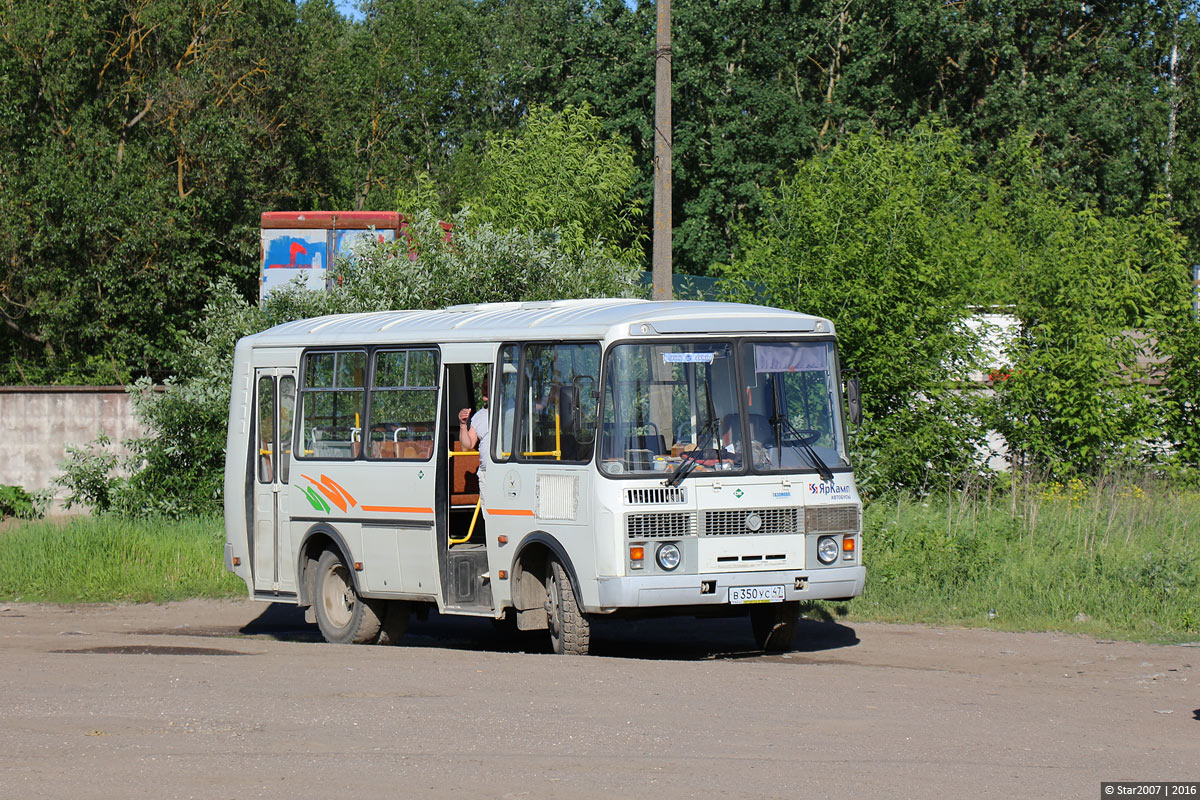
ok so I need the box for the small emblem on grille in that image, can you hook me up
[734,489,744,499]
[744,512,763,532]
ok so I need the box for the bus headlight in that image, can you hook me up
[656,543,681,571]
[817,536,840,565]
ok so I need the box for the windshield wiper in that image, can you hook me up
[769,412,835,482]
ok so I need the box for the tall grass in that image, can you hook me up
[0,516,243,603]
[853,476,1200,642]
[3,483,1197,643]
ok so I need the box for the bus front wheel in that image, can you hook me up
[313,549,383,645]
[545,560,590,655]
[750,601,800,652]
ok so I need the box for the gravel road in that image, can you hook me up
[1,599,1196,799]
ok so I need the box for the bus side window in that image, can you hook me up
[279,376,295,483]
[257,376,274,483]
[299,350,365,460]
[494,345,518,462]
[518,342,600,463]
[368,349,438,460]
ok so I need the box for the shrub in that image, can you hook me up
[0,483,51,520]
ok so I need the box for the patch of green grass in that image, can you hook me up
[0,515,244,603]
[845,479,1200,642]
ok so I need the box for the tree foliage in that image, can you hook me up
[5,0,1200,383]
[4,0,1200,489]
[470,104,644,264]
[723,124,1196,491]
[721,124,988,492]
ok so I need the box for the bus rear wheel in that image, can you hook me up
[750,601,800,652]
[545,560,590,655]
[313,549,383,644]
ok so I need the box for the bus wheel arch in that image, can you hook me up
[511,533,590,654]
[510,533,582,631]
[297,524,358,607]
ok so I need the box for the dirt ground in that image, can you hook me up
[0,599,1196,800]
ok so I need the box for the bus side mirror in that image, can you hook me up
[845,375,862,426]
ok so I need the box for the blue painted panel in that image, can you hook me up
[260,229,330,302]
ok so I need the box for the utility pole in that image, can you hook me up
[650,0,674,440]
[652,0,672,301]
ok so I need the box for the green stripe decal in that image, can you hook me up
[303,486,331,513]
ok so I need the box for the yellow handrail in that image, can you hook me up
[500,408,563,460]
[449,498,482,546]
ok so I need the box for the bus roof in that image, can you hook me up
[243,298,836,348]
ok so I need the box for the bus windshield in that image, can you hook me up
[599,342,740,476]
[739,340,850,473]
[599,339,849,477]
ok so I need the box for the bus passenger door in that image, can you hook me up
[252,368,297,595]
[440,355,496,614]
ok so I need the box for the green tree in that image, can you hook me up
[990,175,1195,476]
[720,124,987,493]
[296,0,491,213]
[722,123,1198,488]
[470,104,645,265]
[0,0,327,384]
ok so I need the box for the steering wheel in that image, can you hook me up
[783,429,820,446]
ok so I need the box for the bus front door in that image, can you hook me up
[252,368,297,595]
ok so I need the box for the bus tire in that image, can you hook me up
[751,601,800,652]
[376,600,411,645]
[545,560,590,655]
[313,549,383,645]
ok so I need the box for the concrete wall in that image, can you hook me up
[0,387,144,498]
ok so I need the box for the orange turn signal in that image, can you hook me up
[629,546,645,561]
[232,556,241,567]
[843,537,856,552]
[498,570,508,580]
[353,561,364,571]
[497,535,508,545]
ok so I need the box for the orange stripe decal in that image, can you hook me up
[301,474,351,512]
[486,508,536,517]
[320,474,357,508]
[360,505,434,514]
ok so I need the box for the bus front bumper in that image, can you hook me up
[593,565,865,610]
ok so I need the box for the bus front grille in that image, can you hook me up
[626,512,697,539]
[625,486,688,505]
[703,508,801,536]
[804,505,860,533]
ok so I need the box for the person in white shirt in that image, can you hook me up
[457,378,490,495]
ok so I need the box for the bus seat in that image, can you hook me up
[747,413,773,443]
[626,434,666,456]
[450,442,480,506]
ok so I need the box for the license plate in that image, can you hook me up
[728,584,786,604]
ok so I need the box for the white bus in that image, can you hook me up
[224,299,865,654]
